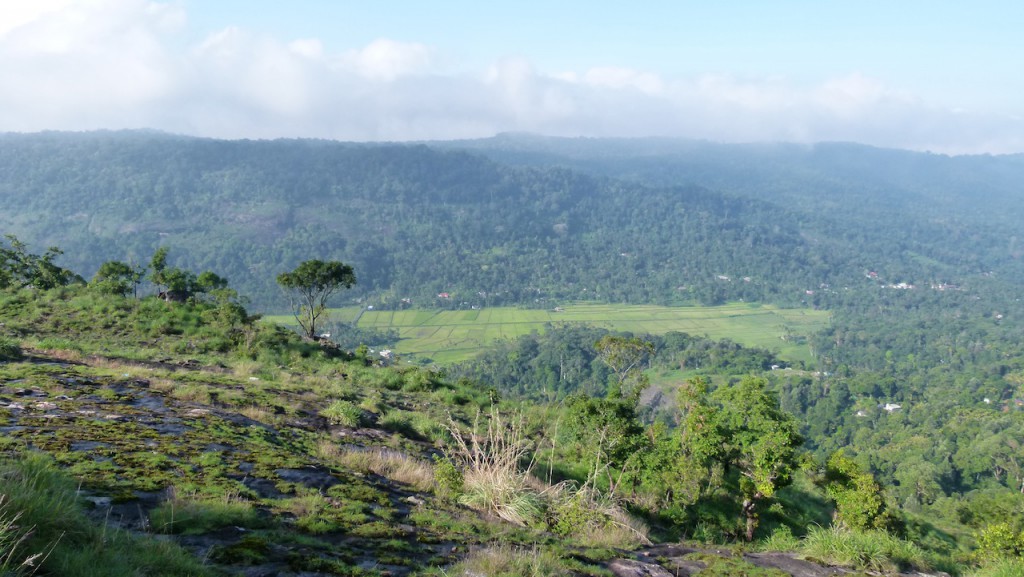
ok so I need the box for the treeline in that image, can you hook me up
[450,323,782,400]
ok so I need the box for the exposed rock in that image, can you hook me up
[608,558,676,577]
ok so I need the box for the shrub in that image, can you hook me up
[0,338,21,361]
[432,455,464,499]
[974,522,1024,563]
[321,400,363,427]
[546,484,650,548]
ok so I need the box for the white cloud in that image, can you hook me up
[0,1,1020,154]
[581,67,664,95]
[338,38,434,81]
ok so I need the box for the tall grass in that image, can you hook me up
[440,545,567,577]
[0,495,44,575]
[967,558,1024,577]
[0,453,211,576]
[801,525,930,573]
[444,409,542,526]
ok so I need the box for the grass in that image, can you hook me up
[444,409,544,527]
[800,525,930,573]
[264,302,829,364]
[149,487,268,535]
[430,544,570,577]
[318,444,435,492]
[967,558,1024,577]
[0,453,211,577]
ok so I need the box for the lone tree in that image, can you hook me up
[277,260,355,339]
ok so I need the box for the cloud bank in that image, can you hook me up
[1,0,1020,154]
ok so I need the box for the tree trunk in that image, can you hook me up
[742,497,758,541]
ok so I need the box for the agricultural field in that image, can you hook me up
[267,303,829,364]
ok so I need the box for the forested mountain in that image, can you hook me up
[4,131,1021,315]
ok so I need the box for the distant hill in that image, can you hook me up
[3,131,1022,313]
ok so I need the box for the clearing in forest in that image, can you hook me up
[295,303,828,364]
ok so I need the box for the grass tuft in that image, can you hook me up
[801,525,930,573]
[318,444,434,492]
[149,487,267,535]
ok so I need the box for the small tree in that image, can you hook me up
[91,260,145,298]
[0,234,77,290]
[595,335,654,401]
[823,450,889,530]
[714,376,803,541]
[276,260,355,339]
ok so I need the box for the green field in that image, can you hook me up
[266,303,829,364]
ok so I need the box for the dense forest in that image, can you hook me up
[5,131,1022,314]
[2,131,1024,574]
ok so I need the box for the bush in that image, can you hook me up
[432,456,464,500]
[321,400,364,427]
[0,338,21,361]
[974,522,1024,563]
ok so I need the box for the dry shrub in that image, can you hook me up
[317,443,434,492]
[240,405,276,424]
[443,409,542,526]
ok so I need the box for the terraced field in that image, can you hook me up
[269,303,829,364]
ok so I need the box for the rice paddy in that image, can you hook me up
[266,302,829,364]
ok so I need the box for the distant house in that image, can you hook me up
[882,403,902,412]
[437,292,450,299]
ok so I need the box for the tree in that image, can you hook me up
[0,235,77,290]
[823,450,889,530]
[595,335,654,401]
[276,260,356,339]
[91,260,145,298]
[675,377,725,504]
[149,247,197,301]
[714,376,803,541]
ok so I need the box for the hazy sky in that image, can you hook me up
[2,0,1022,153]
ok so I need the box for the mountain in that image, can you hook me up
[4,131,1022,313]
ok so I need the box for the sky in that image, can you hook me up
[1,0,1022,154]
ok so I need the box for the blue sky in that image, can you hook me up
[1,0,1022,153]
